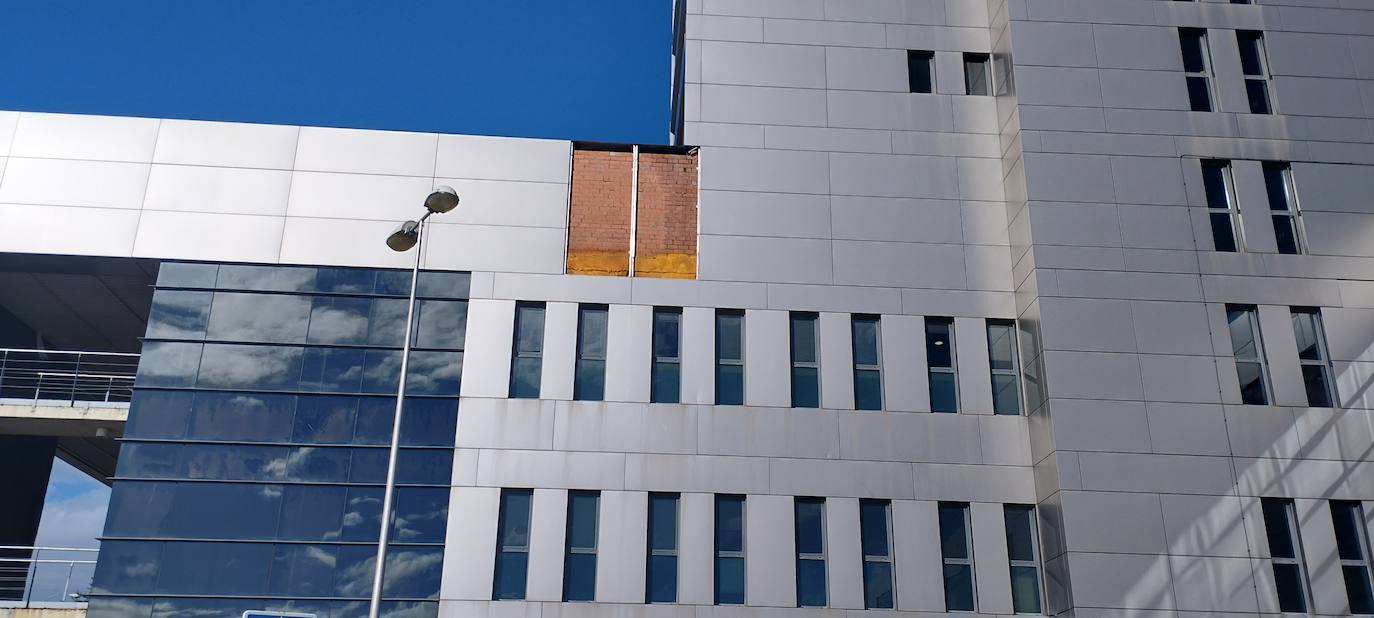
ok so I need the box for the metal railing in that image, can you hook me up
[0,348,139,405]
[0,546,98,605]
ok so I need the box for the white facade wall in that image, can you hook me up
[5,0,1374,616]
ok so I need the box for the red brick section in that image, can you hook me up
[567,149,633,276]
[634,150,699,279]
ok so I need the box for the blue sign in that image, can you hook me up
[243,612,317,618]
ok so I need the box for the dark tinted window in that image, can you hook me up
[716,310,745,405]
[146,290,212,340]
[575,305,609,401]
[652,309,682,404]
[908,50,934,93]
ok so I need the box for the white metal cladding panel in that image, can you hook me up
[459,299,517,399]
[525,488,568,602]
[8,112,158,162]
[681,307,716,405]
[152,118,299,169]
[970,502,1013,614]
[595,490,648,603]
[745,494,796,607]
[132,211,285,263]
[825,497,865,609]
[540,302,578,401]
[677,492,714,605]
[294,125,438,177]
[892,500,945,612]
[440,486,500,601]
[605,304,652,403]
[818,312,856,410]
[743,309,790,408]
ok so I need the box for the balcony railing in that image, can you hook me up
[0,545,98,606]
[0,348,138,406]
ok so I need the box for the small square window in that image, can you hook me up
[963,53,991,96]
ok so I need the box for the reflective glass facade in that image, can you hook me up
[89,262,469,618]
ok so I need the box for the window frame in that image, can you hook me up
[1202,159,1244,252]
[1179,28,1217,112]
[907,49,935,94]
[1237,30,1275,114]
[859,499,895,610]
[574,304,609,402]
[1291,307,1339,408]
[1004,504,1044,615]
[963,52,992,96]
[927,317,960,413]
[852,314,884,411]
[1264,163,1307,255]
[563,490,600,602]
[1332,500,1374,614]
[714,494,747,606]
[790,312,821,408]
[715,309,746,405]
[509,302,546,399]
[939,501,977,612]
[794,496,828,608]
[986,319,1023,416]
[651,307,683,404]
[494,489,533,601]
[1262,497,1313,613]
[646,492,681,603]
[1227,304,1272,406]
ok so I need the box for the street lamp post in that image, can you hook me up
[368,186,460,618]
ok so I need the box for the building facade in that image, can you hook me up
[0,0,1372,616]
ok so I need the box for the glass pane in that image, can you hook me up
[1238,34,1263,75]
[1292,312,1321,361]
[307,296,371,345]
[493,551,528,600]
[156,261,218,288]
[278,484,346,541]
[1179,32,1206,73]
[1227,309,1258,358]
[354,397,396,444]
[716,496,745,553]
[315,266,376,294]
[647,554,678,603]
[196,344,303,391]
[578,307,608,358]
[146,290,212,339]
[926,320,953,368]
[1187,76,1213,112]
[186,392,294,442]
[1246,80,1271,114]
[406,350,462,396]
[341,487,383,542]
[206,292,311,343]
[654,310,681,359]
[855,368,882,410]
[515,304,545,354]
[943,563,975,612]
[1302,365,1334,408]
[652,361,680,404]
[499,491,533,547]
[851,317,880,366]
[1004,506,1036,562]
[1344,564,1374,615]
[649,494,679,551]
[368,298,409,346]
[568,492,599,549]
[510,357,542,399]
[268,544,337,597]
[396,449,453,485]
[939,504,969,559]
[362,349,402,394]
[135,341,203,387]
[104,481,174,537]
[715,556,745,605]
[1272,562,1307,613]
[987,323,1016,370]
[790,315,817,363]
[931,371,959,413]
[400,398,458,447]
[792,367,819,408]
[333,544,376,597]
[1333,503,1366,561]
[1273,216,1300,255]
[299,347,365,393]
[564,552,596,601]
[1237,361,1268,405]
[1262,500,1296,558]
[1201,163,1229,209]
[795,499,825,555]
[860,501,890,557]
[414,299,467,349]
[796,558,827,607]
[1011,565,1042,614]
[156,541,273,596]
[992,373,1021,415]
[717,363,744,405]
[392,487,449,543]
[964,56,989,95]
[575,359,606,401]
[415,270,470,298]
[1263,165,1290,211]
[863,561,894,609]
[1210,212,1237,252]
[87,596,156,617]
[115,442,181,478]
[91,541,161,595]
[717,312,744,361]
[908,51,933,93]
[216,264,316,292]
[125,390,194,439]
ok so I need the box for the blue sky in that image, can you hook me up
[0,1,673,143]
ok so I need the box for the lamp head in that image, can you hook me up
[386,220,421,252]
[425,185,460,214]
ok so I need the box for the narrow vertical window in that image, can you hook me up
[939,502,976,612]
[852,315,883,410]
[647,493,680,603]
[1291,308,1338,407]
[1332,501,1374,614]
[715,495,746,605]
[987,320,1022,415]
[1179,28,1215,112]
[927,317,959,413]
[1262,498,1311,613]
[510,303,545,398]
[652,308,682,404]
[1227,305,1271,405]
[564,491,599,601]
[795,497,827,607]
[908,50,935,93]
[964,53,992,96]
[1004,505,1043,614]
[575,305,608,401]
[1264,163,1305,255]
[494,489,533,600]
[1238,31,1274,114]
[716,310,745,405]
[860,500,895,609]
[1202,160,1241,252]
[790,312,821,408]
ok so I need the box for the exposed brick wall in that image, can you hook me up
[567,149,632,276]
[634,151,698,279]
